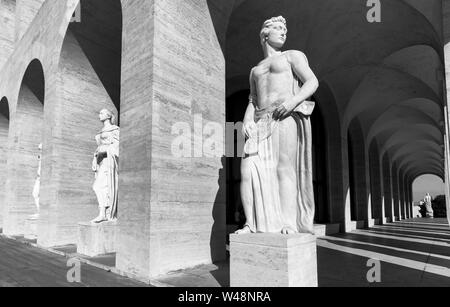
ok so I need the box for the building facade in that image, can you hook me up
[0,0,449,281]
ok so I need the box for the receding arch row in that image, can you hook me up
[2,58,45,235]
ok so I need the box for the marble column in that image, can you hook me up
[115,0,226,279]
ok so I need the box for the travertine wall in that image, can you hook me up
[15,0,45,43]
[0,0,15,69]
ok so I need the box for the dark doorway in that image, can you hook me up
[312,105,329,223]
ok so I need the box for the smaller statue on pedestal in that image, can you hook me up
[31,143,42,218]
[424,193,434,218]
[91,109,119,223]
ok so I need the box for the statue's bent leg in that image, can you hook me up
[277,117,299,233]
[239,155,256,233]
[92,161,109,222]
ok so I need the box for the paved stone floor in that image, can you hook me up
[155,218,450,287]
[0,218,448,287]
[317,218,450,287]
[0,237,149,287]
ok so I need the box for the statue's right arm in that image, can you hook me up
[242,69,257,138]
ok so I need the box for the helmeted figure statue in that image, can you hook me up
[91,109,120,223]
[236,16,319,235]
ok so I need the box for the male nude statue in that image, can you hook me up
[236,16,319,235]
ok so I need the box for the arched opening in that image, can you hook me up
[68,0,122,113]
[311,104,329,224]
[0,96,10,229]
[412,174,445,218]
[3,59,44,236]
[225,90,249,231]
[38,0,123,247]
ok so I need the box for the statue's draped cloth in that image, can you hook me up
[93,126,120,220]
[243,81,315,234]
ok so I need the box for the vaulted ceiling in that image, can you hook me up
[208,0,445,180]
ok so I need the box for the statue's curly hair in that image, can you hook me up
[260,16,287,45]
[100,109,117,125]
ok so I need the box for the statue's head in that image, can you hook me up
[99,109,116,125]
[260,16,287,48]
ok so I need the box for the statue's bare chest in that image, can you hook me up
[253,55,291,81]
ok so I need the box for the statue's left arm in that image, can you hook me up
[109,128,120,158]
[274,51,319,120]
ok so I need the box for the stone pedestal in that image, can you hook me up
[314,223,340,237]
[230,233,318,287]
[77,221,117,257]
[24,215,38,240]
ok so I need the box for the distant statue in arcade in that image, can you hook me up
[32,143,42,218]
[91,109,120,223]
[235,16,319,235]
[424,193,434,218]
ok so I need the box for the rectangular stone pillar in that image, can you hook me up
[441,0,450,226]
[340,135,353,232]
[348,131,371,224]
[382,155,394,222]
[369,149,384,224]
[399,172,405,219]
[392,164,401,220]
[230,233,318,287]
[116,0,226,279]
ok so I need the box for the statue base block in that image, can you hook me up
[230,233,318,287]
[24,216,38,240]
[77,221,117,257]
